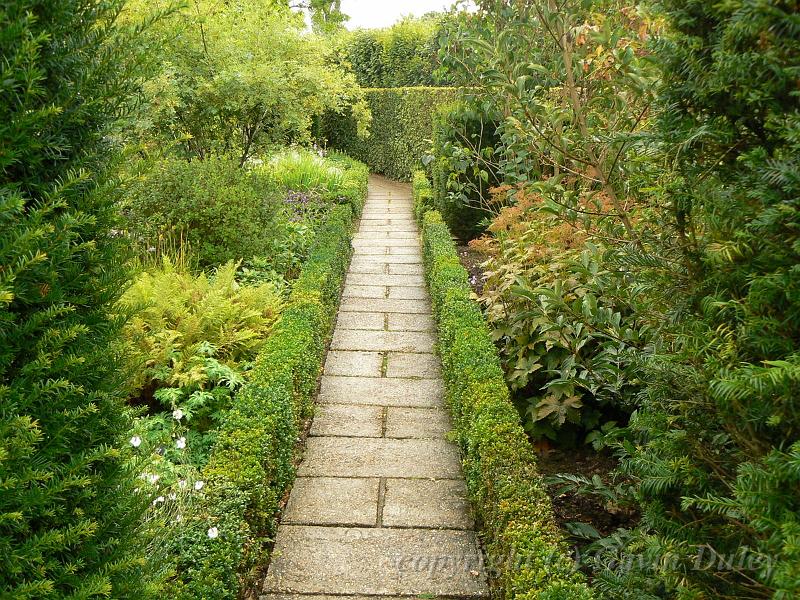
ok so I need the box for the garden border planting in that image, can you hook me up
[167,162,368,598]
[413,172,594,599]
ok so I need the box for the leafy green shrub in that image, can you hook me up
[440,1,800,597]
[382,18,443,87]
[163,164,366,598]
[472,189,645,444]
[594,2,800,597]
[122,155,280,267]
[0,2,156,597]
[125,0,366,164]
[264,149,369,212]
[430,100,503,240]
[413,171,435,222]
[414,179,593,599]
[323,152,370,213]
[322,87,459,180]
[341,30,386,87]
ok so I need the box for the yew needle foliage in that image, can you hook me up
[0,1,157,597]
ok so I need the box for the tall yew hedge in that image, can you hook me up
[0,2,153,597]
[321,87,459,180]
[613,2,800,597]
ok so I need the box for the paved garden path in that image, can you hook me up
[262,175,488,599]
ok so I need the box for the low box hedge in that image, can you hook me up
[413,171,594,599]
[164,165,366,599]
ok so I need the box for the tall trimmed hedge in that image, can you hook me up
[321,87,459,180]
[414,173,593,599]
[1,3,154,597]
[337,18,447,88]
[163,160,368,598]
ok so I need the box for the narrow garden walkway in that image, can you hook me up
[262,176,488,598]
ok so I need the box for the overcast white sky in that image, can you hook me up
[341,0,456,29]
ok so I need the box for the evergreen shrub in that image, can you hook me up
[0,2,156,597]
[430,100,503,240]
[337,18,446,88]
[122,156,281,267]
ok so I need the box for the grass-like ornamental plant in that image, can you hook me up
[414,172,594,599]
[267,150,345,196]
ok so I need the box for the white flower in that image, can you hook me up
[148,474,160,485]
[130,436,142,448]
[175,514,183,523]
[172,409,184,421]
[207,527,219,539]
[175,437,186,450]
[168,493,177,501]
[194,480,205,491]
[178,479,188,489]
[152,496,165,505]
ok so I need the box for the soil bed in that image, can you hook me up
[457,245,486,294]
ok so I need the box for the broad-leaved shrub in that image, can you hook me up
[122,156,280,266]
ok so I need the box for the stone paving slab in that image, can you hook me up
[386,407,452,439]
[323,351,382,377]
[389,264,425,275]
[318,376,444,408]
[262,595,425,600]
[388,313,436,332]
[298,437,462,478]
[347,262,387,275]
[353,236,419,244]
[331,329,436,353]
[388,286,428,300]
[340,298,431,314]
[353,247,390,256]
[346,273,425,287]
[336,311,385,331]
[263,526,488,596]
[383,479,474,530]
[343,285,385,299]
[350,255,422,265]
[354,232,418,240]
[359,225,418,232]
[283,477,379,527]
[386,352,442,379]
[310,404,383,438]
[390,247,422,255]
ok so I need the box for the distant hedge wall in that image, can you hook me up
[320,87,459,181]
[414,172,594,599]
[336,18,446,88]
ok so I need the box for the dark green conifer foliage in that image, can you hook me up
[612,1,800,597]
[0,2,151,597]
